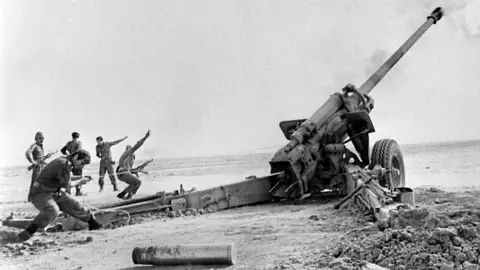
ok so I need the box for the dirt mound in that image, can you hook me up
[278,251,389,270]
[328,207,480,269]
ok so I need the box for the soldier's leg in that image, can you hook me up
[116,173,127,199]
[65,166,76,195]
[73,168,84,196]
[98,160,106,192]
[31,168,39,187]
[27,168,40,202]
[54,192,90,222]
[130,175,142,195]
[106,161,118,191]
[75,185,83,196]
[32,194,60,229]
[117,173,141,200]
[65,169,72,195]
[33,164,45,184]
[54,191,102,230]
[18,193,60,241]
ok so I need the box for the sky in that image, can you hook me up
[1,0,480,168]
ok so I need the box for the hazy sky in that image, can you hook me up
[1,0,480,167]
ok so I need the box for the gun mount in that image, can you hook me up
[269,8,444,201]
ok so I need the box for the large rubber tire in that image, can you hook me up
[369,139,406,188]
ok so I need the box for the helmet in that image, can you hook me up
[72,132,80,139]
[35,132,44,140]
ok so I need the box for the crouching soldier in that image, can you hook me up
[116,130,151,200]
[18,149,103,241]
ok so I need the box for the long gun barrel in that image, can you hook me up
[358,7,444,95]
[282,7,444,152]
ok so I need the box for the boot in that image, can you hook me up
[117,191,127,199]
[113,184,119,192]
[18,223,38,242]
[88,216,103,231]
[18,230,33,242]
[99,185,104,192]
[124,193,133,200]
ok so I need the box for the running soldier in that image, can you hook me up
[18,149,103,241]
[25,132,53,202]
[116,130,151,200]
[61,132,85,196]
[96,135,127,192]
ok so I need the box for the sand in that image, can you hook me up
[1,141,480,269]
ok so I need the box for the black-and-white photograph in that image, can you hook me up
[1,1,480,269]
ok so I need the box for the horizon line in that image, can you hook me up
[2,138,479,171]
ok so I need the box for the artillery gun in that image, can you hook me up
[268,7,444,202]
[2,8,445,232]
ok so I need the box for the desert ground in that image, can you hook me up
[1,140,480,270]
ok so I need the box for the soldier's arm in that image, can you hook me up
[131,130,151,152]
[68,175,92,188]
[96,146,102,158]
[60,143,69,155]
[69,178,89,188]
[70,175,83,181]
[58,169,89,189]
[25,144,36,164]
[109,136,128,146]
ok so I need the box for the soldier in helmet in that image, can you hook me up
[60,132,85,196]
[25,132,53,202]
[18,149,103,241]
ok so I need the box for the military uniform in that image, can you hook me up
[96,142,119,190]
[25,142,45,202]
[61,139,83,156]
[116,135,149,199]
[28,157,93,229]
[18,150,102,242]
[61,139,84,195]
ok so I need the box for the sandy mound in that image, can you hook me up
[323,207,480,269]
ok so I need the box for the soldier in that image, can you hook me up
[116,130,151,200]
[61,132,85,196]
[18,149,103,241]
[25,132,53,202]
[96,135,127,192]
